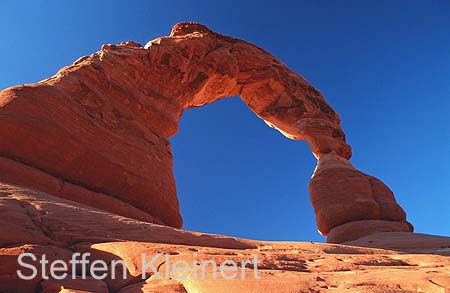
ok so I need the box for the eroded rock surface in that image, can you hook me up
[0,22,352,230]
[1,183,449,292]
[0,22,412,243]
[309,152,412,241]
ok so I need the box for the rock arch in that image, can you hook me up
[0,22,412,242]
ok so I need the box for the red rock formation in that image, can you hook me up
[0,22,351,230]
[0,183,449,292]
[309,152,412,242]
[0,22,410,243]
[40,278,108,293]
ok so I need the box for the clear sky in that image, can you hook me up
[1,1,449,242]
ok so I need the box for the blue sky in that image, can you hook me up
[1,1,449,242]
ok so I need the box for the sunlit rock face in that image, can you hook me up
[0,22,409,242]
[309,152,412,242]
[0,183,449,292]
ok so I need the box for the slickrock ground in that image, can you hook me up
[1,183,450,292]
[0,22,449,292]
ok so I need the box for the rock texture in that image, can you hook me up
[1,183,449,292]
[0,22,351,229]
[309,152,412,241]
[0,22,411,243]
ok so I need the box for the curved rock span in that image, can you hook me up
[0,22,411,242]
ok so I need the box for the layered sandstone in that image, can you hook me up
[309,152,412,242]
[1,183,449,292]
[1,22,353,230]
[0,22,411,242]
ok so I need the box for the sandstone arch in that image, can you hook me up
[0,22,412,242]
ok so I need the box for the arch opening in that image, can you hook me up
[171,96,320,241]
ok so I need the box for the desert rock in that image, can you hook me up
[0,22,352,229]
[0,183,448,292]
[0,23,431,292]
[309,152,411,240]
